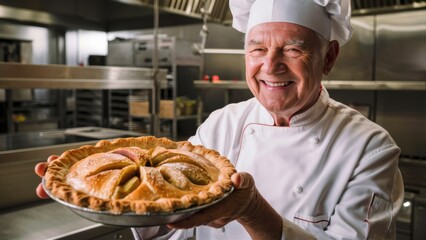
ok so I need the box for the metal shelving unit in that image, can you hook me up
[108,36,201,140]
[74,89,144,130]
[0,62,167,133]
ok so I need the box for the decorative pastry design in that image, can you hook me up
[44,136,236,214]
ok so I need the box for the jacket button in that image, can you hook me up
[310,137,320,144]
[247,128,255,135]
[294,186,303,194]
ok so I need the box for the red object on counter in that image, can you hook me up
[203,75,210,81]
[212,75,220,82]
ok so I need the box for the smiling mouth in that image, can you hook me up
[259,80,294,87]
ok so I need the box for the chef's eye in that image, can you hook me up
[249,48,266,56]
[284,48,302,57]
[250,48,264,52]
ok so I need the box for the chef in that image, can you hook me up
[36,0,404,239]
[166,0,403,239]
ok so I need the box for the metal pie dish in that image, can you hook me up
[42,178,233,227]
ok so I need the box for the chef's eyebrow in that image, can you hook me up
[286,39,305,46]
[247,38,263,46]
[246,38,305,47]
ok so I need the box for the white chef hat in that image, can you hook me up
[229,0,353,46]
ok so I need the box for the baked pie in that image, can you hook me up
[44,136,236,214]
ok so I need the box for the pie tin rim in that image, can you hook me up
[42,178,234,226]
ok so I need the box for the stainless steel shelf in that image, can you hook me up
[129,114,198,120]
[323,80,426,91]
[0,62,167,90]
[194,80,248,89]
[194,80,426,91]
[0,78,166,89]
[163,115,198,120]
[201,48,245,55]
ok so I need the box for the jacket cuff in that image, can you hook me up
[132,227,193,240]
[281,218,316,240]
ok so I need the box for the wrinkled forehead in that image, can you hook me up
[245,22,323,46]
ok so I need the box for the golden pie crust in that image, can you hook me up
[44,136,236,214]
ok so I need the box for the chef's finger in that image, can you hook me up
[36,183,50,199]
[232,172,255,190]
[35,155,59,177]
[47,155,59,162]
[35,162,48,177]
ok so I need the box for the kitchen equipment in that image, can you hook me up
[397,157,426,240]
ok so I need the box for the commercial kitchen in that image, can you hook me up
[0,0,425,239]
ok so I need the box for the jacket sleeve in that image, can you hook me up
[278,143,403,239]
[286,141,403,239]
[324,143,404,239]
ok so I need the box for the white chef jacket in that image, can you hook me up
[133,87,404,239]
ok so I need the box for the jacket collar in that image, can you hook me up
[257,85,329,127]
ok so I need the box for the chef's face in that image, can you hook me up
[245,22,339,126]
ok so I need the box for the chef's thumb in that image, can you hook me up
[231,172,255,190]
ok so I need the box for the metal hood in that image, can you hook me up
[352,0,426,15]
[0,0,425,31]
[0,0,231,31]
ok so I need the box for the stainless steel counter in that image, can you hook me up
[0,127,141,239]
[0,127,142,209]
[0,200,133,240]
[0,130,94,152]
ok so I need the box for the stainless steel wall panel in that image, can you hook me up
[0,22,49,64]
[375,10,426,81]
[374,10,426,158]
[376,91,426,157]
[325,15,375,81]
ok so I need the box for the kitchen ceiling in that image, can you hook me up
[0,0,424,31]
[0,0,231,31]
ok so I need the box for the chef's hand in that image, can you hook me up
[168,172,283,240]
[34,155,58,199]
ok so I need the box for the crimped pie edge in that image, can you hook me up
[44,136,236,214]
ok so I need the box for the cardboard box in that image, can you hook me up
[129,100,179,118]
[159,100,177,119]
[129,101,150,117]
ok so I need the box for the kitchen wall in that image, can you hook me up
[328,10,426,158]
[0,20,109,130]
[108,23,247,112]
[65,29,107,66]
[1,6,424,157]
[121,10,426,158]
[0,21,49,64]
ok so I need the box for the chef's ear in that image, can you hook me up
[323,40,339,75]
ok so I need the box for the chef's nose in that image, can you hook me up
[262,51,287,75]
